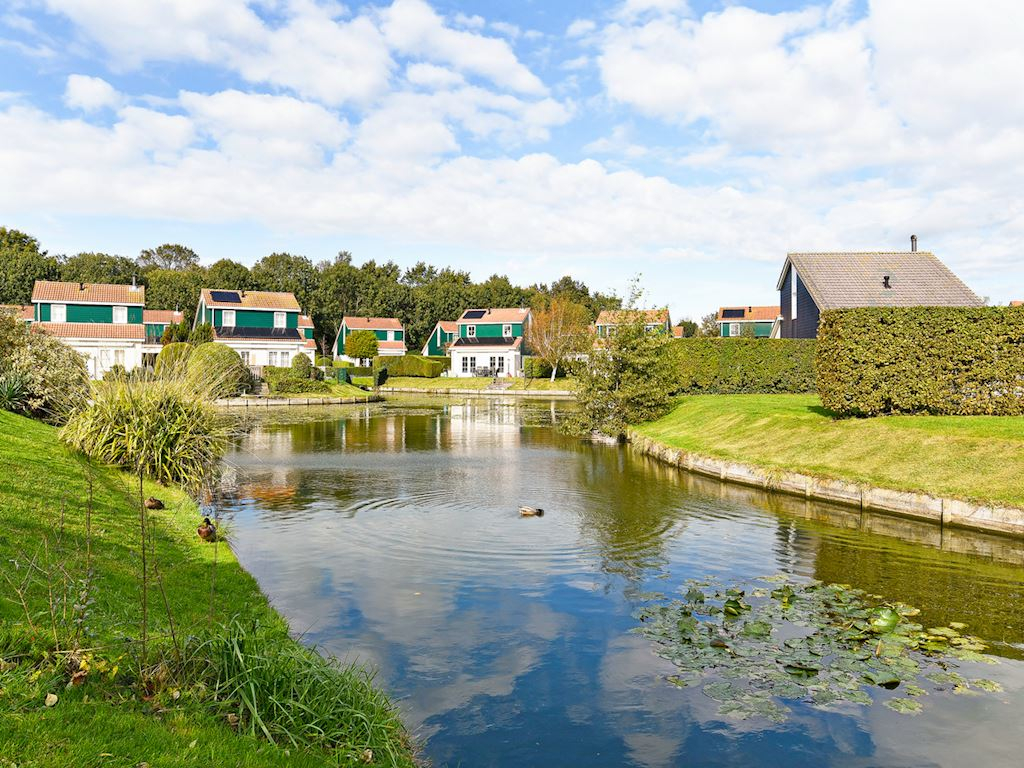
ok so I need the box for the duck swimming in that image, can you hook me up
[197,517,217,542]
[519,506,544,517]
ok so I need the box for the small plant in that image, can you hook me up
[0,371,29,413]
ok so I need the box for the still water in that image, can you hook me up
[217,399,1024,768]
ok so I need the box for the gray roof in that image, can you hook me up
[776,252,983,310]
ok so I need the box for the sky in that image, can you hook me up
[1,0,1022,321]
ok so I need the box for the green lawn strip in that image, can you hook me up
[273,382,371,399]
[633,394,1024,508]
[382,376,576,391]
[0,411,413,767]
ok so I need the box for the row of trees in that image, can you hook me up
[1,227,633,355]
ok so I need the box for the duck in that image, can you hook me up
[197,517,217,542]
[519,506,544,517]
[144,497,165,510]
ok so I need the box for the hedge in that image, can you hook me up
[674,338,817,394]
[373,354,443,378]
[423,355,451,372]
[817,307,1024,416]
[522,356,566,378]
[263,365,330,395]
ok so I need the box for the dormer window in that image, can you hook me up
[51,304,66,323]
[502,324,512,337]
[222,309,236,327]
[113,306,127,324]
[467,325,476,337]
[274,312,286,329]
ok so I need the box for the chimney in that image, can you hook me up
[79,282,84,291]
[911,235,918,252]
[131,274,138,290]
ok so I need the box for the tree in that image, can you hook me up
[205,258,252,290]
[344,330,378,364]
[697,312,720,337]
[60,252,137,285]
[676,319,698,338]
[474,274,529,309]
[251,252,319,312]
[190,323,214,345]
[525,297,593,380]
[0,227,59,304]
[137,243,200,271]
[144,268,207,320]
[159,321,191,345]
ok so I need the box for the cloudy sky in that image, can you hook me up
[1,0,1022,319]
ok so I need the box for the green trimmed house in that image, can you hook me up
[194,289,313,371]
[594,308,671,338]
[421,320,457,357]
[717,306,779,338]
[334,316,407,363]
[449,308,531,377]
[30,280,152,378]
[143,309,184,343]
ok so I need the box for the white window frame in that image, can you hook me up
[790,267,798,320]
[729,323,741,337]
[51,303,66,323]
[113,305,128,324]
[268,351,279,367]
[280,351,289,366]
[467,325,476,338]
[274,312,286,329]
[114,349,125,366]
[222,309,236,327]
[502,323,512,337]
[461,355,470,373]
[239,351,250,365]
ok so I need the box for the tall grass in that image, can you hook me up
[185,619,415,765]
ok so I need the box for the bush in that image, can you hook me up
[674,338,817,394]
[423,355,451,371]
[186,342,248,397]
[263,366,330,395]
[817,307,1024,416]
[155,342,194,377]
[290,353,323,380]
[332,359,351,368]
[0,371,29,413]
[344,330,378,362]
[373,355,443,378]
[346,366,373,377]
[190,322,214,345]
[523,356,566,379]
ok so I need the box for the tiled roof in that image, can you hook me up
[777,252,983,310]
[32,281,145,305]
[671,325,684,338]
[1,304,33,320]
[201,289,301,310]
[377,340,408,351]
[342,316,404,330]
[437,320,458,333]
[451,336,523,350]
[33,322,145,340]
[298,314,314,328]
[595,308,670,326]
[1011,301,1023,307]
[303,339,317,349]
[717,305,779,322]
[143,309,183,324]
[457,308,531,324]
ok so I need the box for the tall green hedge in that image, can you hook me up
[423,355,452,372]
[817,307,1024,416]
[674,338,817,394]
[373,355,443,378]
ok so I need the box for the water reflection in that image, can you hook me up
[218,399,1024,767]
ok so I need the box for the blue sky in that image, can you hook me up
[1,0,1022,320]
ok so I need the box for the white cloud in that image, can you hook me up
[63,73,121,111]
[566,19,596,37]
[490,21,520,38]
[405,62,465,89]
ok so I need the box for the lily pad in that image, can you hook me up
[885,698,923,715]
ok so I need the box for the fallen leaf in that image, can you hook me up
[361,748,374,764]
[44,693,58,707]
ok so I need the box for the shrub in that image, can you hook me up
[344,330,378,362]
[155,342,194,377]
[523,356,566,379]
[332,359,351,369]
[674,338,817,394]
[347,366,373,377]
[186,342,248,397]
[263,366,330,395]
[423,355,451,371]
[291,353,323,380]
[817,307,1024,416]
[0,371,29,413]
[102,364,129,382]
[190,322,214,345]
[373,355,443,378]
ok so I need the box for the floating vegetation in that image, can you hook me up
[634,576,1000,722]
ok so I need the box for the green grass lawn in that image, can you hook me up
[634,394,1024,508]
[0,411,413,767]
[382,376,577,391]
[275,381,371,399]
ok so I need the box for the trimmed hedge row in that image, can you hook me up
[674,338,817,394]
[817,307,1024,416]
[373,354,443,378]
[423,355,452,372]
[263,365,330,394]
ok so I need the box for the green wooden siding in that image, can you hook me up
[38,303,142,323]
[460,322,523,339]
[303,327,314,339]
[721,321,774,338]
[213,308,298,328]
[425,327,454,356]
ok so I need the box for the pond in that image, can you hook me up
[216,399,1024,767]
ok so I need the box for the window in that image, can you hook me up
[496,356,505,373]
[113,306,127,324]
[790,267,798,320]
[239,351,250,365]
[268,351,278,367]
[280,352,289,366]
[468,356,476,372]
[274,312,286,329]
[489,355,497,371]
[51,304,66,323]
[729,323,741,337]
[461,355,469,373]
[114,349,125,365]
[467,325,476,337]
[222,309,236,327]
[502,324,512,337]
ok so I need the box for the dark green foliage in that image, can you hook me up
[263,366,330,395]
[0,371,29,413]
[344,330,378,362]
[675,319,698,338]
[523,356,564,378]
[374,355,443,378]
[346,366,373,377]
[137,243,200,271]
[101,364,129,382]
[423,355,452,371]
[0,227,59,304]
[675,338,818,394]
[189,322,214,345]
[817,307,1024,416]
[154,342,193,377]
[159,320,191,344]
[59,252,137,285]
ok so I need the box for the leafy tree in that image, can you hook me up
[145,267,207,320]
[525,297,592,380]
[313,254,360,357]
[205,258,252,290]
[190,323,214,344]
[344,330,378,364]
[251,252,319,312]
[60,252,137,285]
[697,312,720,337]
[0,227,59,304]
[676,319,698,338]
[566,299,677,438]
[159,321,191,345]
[474,274,529,310]
[407,267,474,349]
[137,243,200,271]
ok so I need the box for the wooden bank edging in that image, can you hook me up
[216,395,383,408]
[380,386,575,399]
[627,430,1024,538]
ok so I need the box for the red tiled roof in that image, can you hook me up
[33,322,145,340]
[377,340,408,351]
[143,309,183,324]
[457,308,531,324]
[672,325,685,338]
[342,316,404,330]
[1011,301,1023,307]
[32,281,145,305]
[201,289,300,310]
[298,314,314,328]
[717,305,779,322]
[303,339,317,349]
[1,304,33,320]
[437,320,458,333]
[595,308,669,326]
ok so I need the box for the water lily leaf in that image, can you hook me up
[869,607,900,634]
[948,622,968,631]
[970,679,1003,693]
[723,597,750,617]
[862,670,901,689]
[885,698,923,715]
[684,588,705,603]
[741,621,772,638]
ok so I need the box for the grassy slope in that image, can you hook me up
[383,376,577,391]
[634,394,1024,507]
[274,381,370,399]
[0,411,409,767]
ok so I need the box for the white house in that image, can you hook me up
[448,307,531,378]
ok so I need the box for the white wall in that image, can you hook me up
[449,348,521,377]
[64,339,145,379]
[213,339,312,367]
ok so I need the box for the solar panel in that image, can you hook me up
[721,308,745,319]
[463,310,486,319]
[210,290,241,303]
